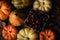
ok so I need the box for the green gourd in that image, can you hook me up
[12,0,30,9]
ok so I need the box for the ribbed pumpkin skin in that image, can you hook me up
[33,0,51,12]
[17,28,37,40]
[2,25,18,40]
[12,0,30,9]
[40,29,55,40]
[0,1,11,20]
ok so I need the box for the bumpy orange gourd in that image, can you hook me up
[0,1,11,20]
[17,28,37,40]
[40,29,55,40]
[2,25,18,40]
[9,10,26,26]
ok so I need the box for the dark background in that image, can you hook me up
[0,0,60,40]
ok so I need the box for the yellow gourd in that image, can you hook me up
[33,0,51,12]
[17,28,37,40]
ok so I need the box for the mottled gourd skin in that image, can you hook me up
[40,29,55,40]
[17,28,37,40]
[33,0,51,12]
[12,0,29,9]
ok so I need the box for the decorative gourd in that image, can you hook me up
[2,25,18,40]
[17,28,37,40]
[0,1,11,20]
[12,0,30,9]
[9,10,26,26]
[33,0,51,12]
[40,29,55,40]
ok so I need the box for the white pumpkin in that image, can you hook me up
[33,0,51,12]
[17,28,37,40]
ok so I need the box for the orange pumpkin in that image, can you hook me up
[2,25,18,40]
[40,29,55,40]
[9,10,26,26]
[0,1,11,20]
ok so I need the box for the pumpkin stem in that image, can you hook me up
[15,13,18,16]
[27,37,29,40]
[43,2,45,5]
[48,36,50,38]
[46,36,50,40]
[24,37,29,40]
[9,31,12,33]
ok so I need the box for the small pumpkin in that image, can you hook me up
[0,1,11,20]
[9,10,26,26]
[40,29,55,40]
[17,28,37,40]
[2,25,18,40]
[12,0,31,9]
[33,0,51,12]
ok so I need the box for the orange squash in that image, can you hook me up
[0,1,11,20]
[2,25,18,40]
[40,29,55,40]
[9,10,26,26]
